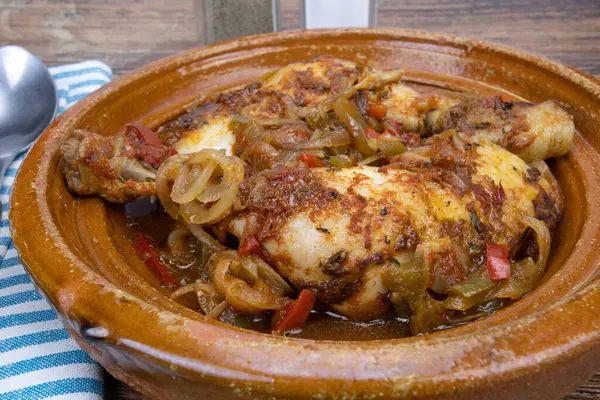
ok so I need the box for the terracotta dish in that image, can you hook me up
[10,29,600,399]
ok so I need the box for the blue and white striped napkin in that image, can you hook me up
[1,60,112,399]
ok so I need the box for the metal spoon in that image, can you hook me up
[0,46,57,181]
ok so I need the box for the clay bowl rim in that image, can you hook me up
[10,28,600,396]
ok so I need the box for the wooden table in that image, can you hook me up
[1,1,598,398]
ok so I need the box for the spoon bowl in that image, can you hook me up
[0,45,57,178]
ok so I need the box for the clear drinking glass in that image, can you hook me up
[300,0,377,29]
[202,0,378,45]
[203,0,281,44]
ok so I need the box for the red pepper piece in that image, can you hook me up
[134,235,180,288]
[389,119,404,133]
[272,289,316,333]
[298,153,325,168]
[367,103,388,119]
[485,242,510,280]
[125,123,168,168]
[238,236,260,256]
[365,128,380,138]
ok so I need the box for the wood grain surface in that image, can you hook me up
[0,0,598,399]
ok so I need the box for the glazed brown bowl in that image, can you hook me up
[10,29,600,399]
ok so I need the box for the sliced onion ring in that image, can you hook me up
[187,223,227,253]
[156,154,185,219]
[210,253,290,314]
[163,149,245,225]
[358,154,384,166]
[251,255,293,293]
[171,159,217,204]
[190,151,244,203]
[180,184,239,225]
[523,215,551,272]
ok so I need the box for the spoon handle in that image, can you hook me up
[0,153,17,188]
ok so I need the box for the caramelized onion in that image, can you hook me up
[523,215,551,272]
[209,252,290,314]
[357,154,384,166]
[255,118,299,127]
[167,228,192,256]
[171,281,218,299]
[187,223,227,253]
[180,185,239,225]
[190,150,244,203]
[294,129,352,149]
[156,155,184,219]
[171,159,216,204]
[205,300,229,319]
[251,256,293,293]
[157,150,245,225]
[330,154,354,168]
[354,69,404,91]
[163,150,245,225]
[386,151,432,170]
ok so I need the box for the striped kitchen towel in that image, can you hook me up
[1,60,112,399]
